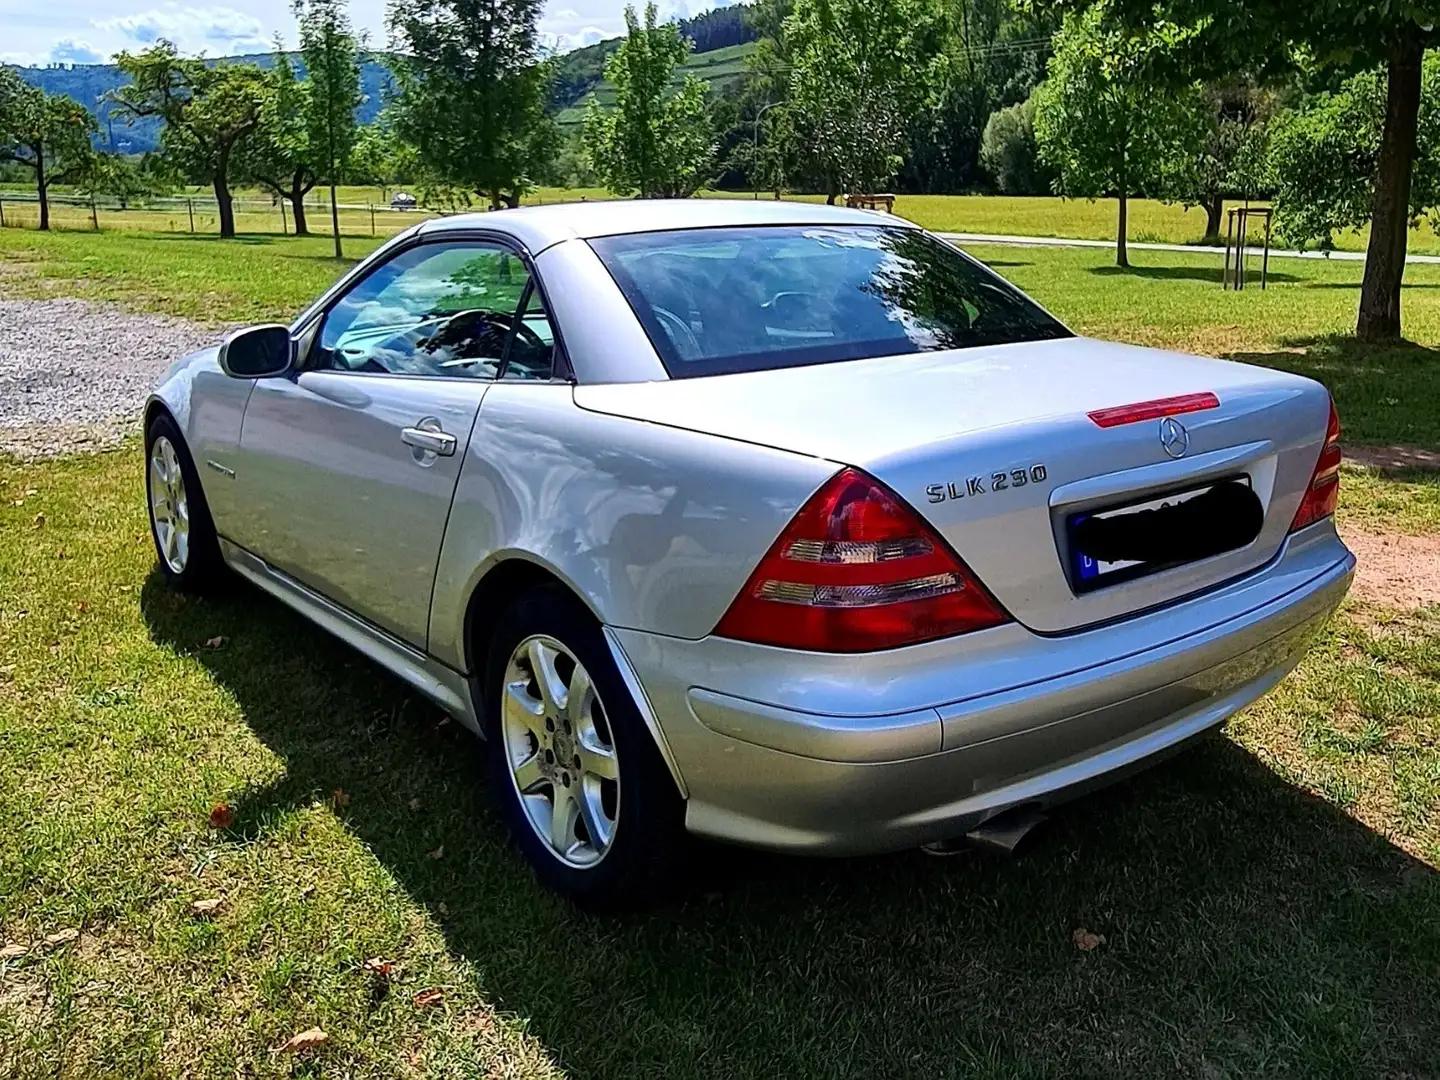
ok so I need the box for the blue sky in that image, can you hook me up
[0,0,716,67]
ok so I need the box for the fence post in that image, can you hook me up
[370,203,375,236]
[0,198,5,228]
[91,197,99,231]
[187,198,195,233]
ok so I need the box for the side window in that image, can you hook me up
[501,286,558,382]
[313,241,530,378]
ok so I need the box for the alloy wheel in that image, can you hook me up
[501,635,621,868]
[148,435,190,575]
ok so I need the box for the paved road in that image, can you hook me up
[938,231,1440,266]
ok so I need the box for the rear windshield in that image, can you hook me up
[588,224,1071,378]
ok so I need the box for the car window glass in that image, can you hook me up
[314,242,529,378]
[588,226,1071,379]
[501,288,557,381]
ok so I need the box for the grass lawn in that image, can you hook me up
[1,227,1438,1077]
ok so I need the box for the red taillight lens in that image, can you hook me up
[714,468,1010,652]
[1290,398,1342,532]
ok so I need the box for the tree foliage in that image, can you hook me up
[233,48,320,233]
[1160,83,1276,241]
[1270,55,1440,251]
[0,69,97,231]
[782,0,944,200]
[1032,3,1206,265]
[109,43,271,237]
[388,0,554,209]
[980,94,1050,194]
[584,3,715,199]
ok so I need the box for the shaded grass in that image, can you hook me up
[1,447,1437,1078]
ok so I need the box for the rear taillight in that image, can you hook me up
[1290,398,1342,532]
[714,468,1010,652]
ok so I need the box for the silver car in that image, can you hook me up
[145,200,1354,905]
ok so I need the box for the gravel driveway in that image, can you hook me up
[0,298,222,459]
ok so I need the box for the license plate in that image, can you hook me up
[1067,479,1249,590]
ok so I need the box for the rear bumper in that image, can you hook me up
[611,523,1354,854]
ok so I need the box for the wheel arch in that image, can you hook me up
[459,555,688,798]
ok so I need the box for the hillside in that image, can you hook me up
[555,41,756,129]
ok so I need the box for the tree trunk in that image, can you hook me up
[1357,34,1424,342]
[501,191,520,209]
[1202,195,1224,245]
[214,174,235,239]
[329,183,342,260]
[289,192,309,235]
[36,148,49,231]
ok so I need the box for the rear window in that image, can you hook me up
[588,225,1071,378]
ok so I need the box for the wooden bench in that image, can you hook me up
[844,193,896,213]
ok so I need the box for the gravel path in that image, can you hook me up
[0,297,222,459]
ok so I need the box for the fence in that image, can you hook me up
[0,192,443,238]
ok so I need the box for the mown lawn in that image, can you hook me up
[1,227,1439,1078]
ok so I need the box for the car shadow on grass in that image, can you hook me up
[140,572,1440,1079]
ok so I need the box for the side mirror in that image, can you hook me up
[218,324,293,378]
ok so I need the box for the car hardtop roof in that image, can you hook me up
[417,197,917,253]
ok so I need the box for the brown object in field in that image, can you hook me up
[844,193,896,214]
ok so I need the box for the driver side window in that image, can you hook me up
[313,241,530,379]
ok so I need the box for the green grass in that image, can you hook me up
[554,42,755,128]
[0,447,1436,1078]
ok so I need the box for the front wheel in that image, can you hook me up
[485,586,686,908]
[145,414,225,593]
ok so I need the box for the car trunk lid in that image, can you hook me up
[574,337,1333,633]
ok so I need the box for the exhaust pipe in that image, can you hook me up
[920,804,1047,857]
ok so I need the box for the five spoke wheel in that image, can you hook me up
[501,635,621,868]
[148,434,190,575]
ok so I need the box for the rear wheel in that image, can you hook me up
[145,413,224,593]
[485,586,686,908]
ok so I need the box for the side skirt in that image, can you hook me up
[219,538,481,733]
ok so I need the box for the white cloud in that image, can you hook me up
[95,6,270,53]
[538,25,608,53]
[0,51,47,67]
[50,39,105,64]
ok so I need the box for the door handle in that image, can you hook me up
[401,425,456,457]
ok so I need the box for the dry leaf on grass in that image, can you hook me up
[1072,928,1106,952]
[1,943,29,960]
[276,1027,329,1054]
[208,803,234,829]
[331,788,350,808]
[427,845,444,860]
[191,898,224,916]
[42,928,79,949]
[412,987,446,1008]
[32,512,44,528]
[438,902,450,917]
[202,636,227,650]
[362,957,395,977]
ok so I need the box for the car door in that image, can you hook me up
[230,236,535,649]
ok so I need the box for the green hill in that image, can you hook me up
[555,40,757,129]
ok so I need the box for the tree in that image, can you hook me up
[389,0,554,209]
[583,3,716,198]
[1269,56,1440,256]
[1162,84,1277,242]
[234,49,319,234]
[349,118,418,196]
[295,0,363,257]
[0,70,97,231]
[109,43,270,238]
[980,94,1050,194]
[79,152,174,209]
[1032,4,1206,267]
[1036,0,1440,340]
[783,0,944,201]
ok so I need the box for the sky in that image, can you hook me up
[0,0,720,67]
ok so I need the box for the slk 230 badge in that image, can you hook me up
[926,464,1047,504]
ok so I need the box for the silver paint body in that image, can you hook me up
[148,200,1354,853]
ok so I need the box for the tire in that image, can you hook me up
[145,413,226,593]
[484,585,687,909]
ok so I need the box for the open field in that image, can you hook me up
[1,226,1438,1077]
[6,187,1437,254]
